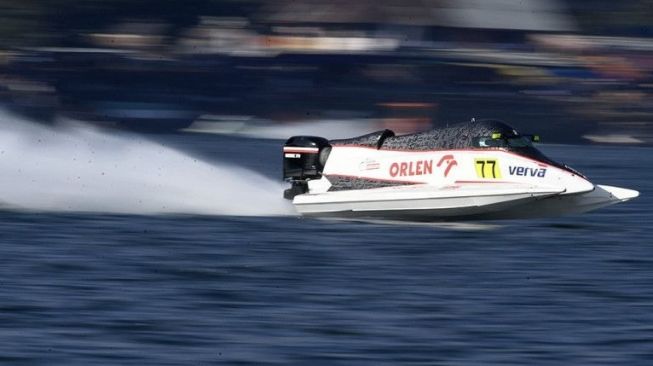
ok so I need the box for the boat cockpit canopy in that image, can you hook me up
[473,134,540,148]
[331,119,537,151]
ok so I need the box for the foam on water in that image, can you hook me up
[0,111,293,215]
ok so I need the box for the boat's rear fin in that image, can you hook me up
[283,136,331,199]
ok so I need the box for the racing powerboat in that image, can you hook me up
[281,119,639,221]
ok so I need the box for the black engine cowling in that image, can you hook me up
[283,136,331,199]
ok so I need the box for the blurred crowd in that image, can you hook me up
[0,0,652,143]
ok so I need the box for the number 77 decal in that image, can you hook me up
[474,158,502,179]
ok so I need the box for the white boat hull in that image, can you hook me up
[294,183,565,220]
[294,184,638,221]
[470,184,639,220]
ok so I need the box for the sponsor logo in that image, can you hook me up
[359,158,380,171]
[509,166,547,178]
[284,153,301,158]
[437,155,458,177]
[283,146,319,154]
[475,158,502,179]
[388,155,458,178]
[389,159,433,177]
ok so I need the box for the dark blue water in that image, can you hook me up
[1,133,651,365]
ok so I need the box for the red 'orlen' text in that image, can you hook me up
[389,160,433,177]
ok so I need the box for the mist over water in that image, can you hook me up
[0,111,293,215]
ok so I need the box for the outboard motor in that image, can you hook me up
[283,136,331,199]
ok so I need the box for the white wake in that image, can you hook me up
[0,111,293,215]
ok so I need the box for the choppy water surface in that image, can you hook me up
[0,130,651,365]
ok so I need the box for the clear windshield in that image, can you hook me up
[506,136,532,147]
[474,136,533,148]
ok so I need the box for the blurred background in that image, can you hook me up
[1,0,652,144]
[1,3,652,365]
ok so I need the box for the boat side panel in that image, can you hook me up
[318,147,593,195]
